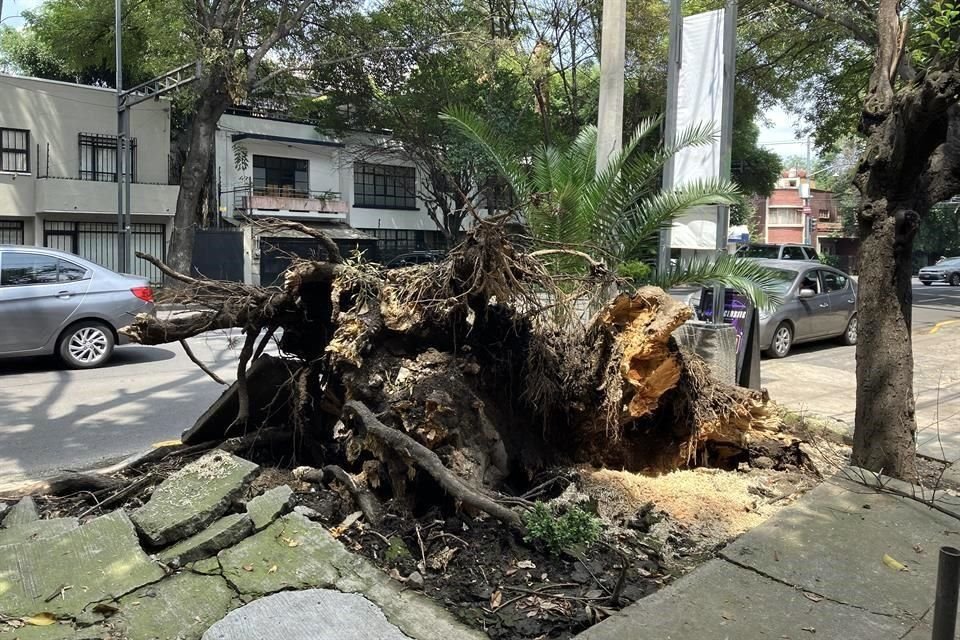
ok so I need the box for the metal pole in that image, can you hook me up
[933,546,960,640]
[595,0,626,175]
[123,111,133,272]
[115,0,129,273]
[657,0,682,278]
[710,0,737,325]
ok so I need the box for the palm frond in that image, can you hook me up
[440,106,529,198]
[654,255,786,310]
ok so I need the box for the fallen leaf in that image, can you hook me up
[330,511,363,538]
[516,560,536,570]
[24,613,56,626]
[505,567,518,577]
[540,573,548,581]
[427,546,459,572]
[490,590,503,609]
[802,592,823,603]
[242,564,254,572]
[268,565,278,574]
[882,553,908,571]
[131,602,141,607]
[287,539,301,548]
[801,626,816,633]
[913,544,924,554]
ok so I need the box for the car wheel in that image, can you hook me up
[769,322,793,359]
[58,321,115,369]
[951,273,960,287]
[841,314,858,346]
[922,281,932,286]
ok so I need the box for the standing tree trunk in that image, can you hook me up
[852,206,918,478]
[166,85,229,278]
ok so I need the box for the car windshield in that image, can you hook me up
[737,245,780,259]
[770,269,799,294]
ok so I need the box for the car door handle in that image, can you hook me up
[57,290,72,299]
[818,303,829,308]
[847,299,855,304]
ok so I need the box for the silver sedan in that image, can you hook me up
[689,259,858,358]
[0,246,155,368]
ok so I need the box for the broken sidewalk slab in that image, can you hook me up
[217,512,485,640]
[104,571,237,640]
[0,517,78,546]
[2,495,39,527]
[575,558,911,639]
[202,589,411,640]
[244,484,293,531]
[721,475,958,619]
[130,451,259,546]
[0,510,164,618]
[158,513,253,567]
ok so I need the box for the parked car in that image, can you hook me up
[735,243,819,262]
[688,259,857,358]
[0,246,155,368]
[385,250,446,268]
[918,257,960,286]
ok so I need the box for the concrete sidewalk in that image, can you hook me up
[577,469,960,640]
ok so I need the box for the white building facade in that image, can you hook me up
[213,111,447,284]
[0,74,179,282]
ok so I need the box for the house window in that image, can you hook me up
[354,162,417,209]
[252,155,308,196]
[79,133,137,182]
[818,208,831,220]
[768,208,803,225]
[1,128,29,173]
[0,220,24,244]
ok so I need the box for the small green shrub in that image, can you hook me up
[818,253,840,268]
[523,502,602,556]
[618,260,653,286]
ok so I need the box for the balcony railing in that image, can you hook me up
[226,185,348,219]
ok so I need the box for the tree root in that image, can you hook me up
[293,464,384,526]
[343,400,524,529]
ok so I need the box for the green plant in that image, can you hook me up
[522,502,602,556]
[618,260,653,286]
[818,253,841,268]
[441,107,784,310]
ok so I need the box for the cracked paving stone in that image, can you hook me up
[201,589,411,640]
[0,510,164,619]
[215,513,485,640]
[158,513,253,567]
[244,485,293,531]
[2,496,39,527]
[576,558,911,640]
[131,452,258,547]
[0,518,78,547]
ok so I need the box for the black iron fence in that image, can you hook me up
[42,220,166,283]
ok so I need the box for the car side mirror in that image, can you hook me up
[799,288,815,299]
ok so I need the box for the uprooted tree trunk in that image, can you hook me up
[125,221,785,528]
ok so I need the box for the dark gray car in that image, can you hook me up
[0,246,155,368]
[687,259,858,358]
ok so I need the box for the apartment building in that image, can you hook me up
[0,74,179,282]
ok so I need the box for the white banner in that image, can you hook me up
[670,8,726,250]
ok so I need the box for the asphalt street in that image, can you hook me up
[762,278,960,460]
[0,328,246,487]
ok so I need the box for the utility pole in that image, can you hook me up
[115,0,130,273]
[711,0,737,325]
[595,0,626,175]
[657,0,683,276]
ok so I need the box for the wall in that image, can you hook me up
[767,227,803,244]
[34,179,177,216]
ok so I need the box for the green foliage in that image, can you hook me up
[818,253,841,268]
[618,260,653,286]
[915,0,960,61]
[523,502,602,556]
[443,107,783,309]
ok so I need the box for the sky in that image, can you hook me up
[756,105,813,163]
[0,0,43,28]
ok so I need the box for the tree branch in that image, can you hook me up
[778,0,877,45]
[180,339,228,385]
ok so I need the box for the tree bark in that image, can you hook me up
[851,207,918,479]
[166,83,230,279]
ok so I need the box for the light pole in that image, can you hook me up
[115,0,132,273]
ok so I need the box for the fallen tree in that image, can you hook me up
[124,221,786,526]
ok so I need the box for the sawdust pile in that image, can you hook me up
[581,467,805,547]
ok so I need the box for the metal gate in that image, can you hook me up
[43,221,166,283]
[193,229,244,281]
[0,220,25,244]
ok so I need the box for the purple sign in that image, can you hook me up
[698,289,755,375]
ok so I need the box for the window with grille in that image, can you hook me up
[818,209,831,220]
[354,162,417,209]
[79,133,137,182]
[1,128,29,173]
[252,155,309,196]
[0,220,24,244]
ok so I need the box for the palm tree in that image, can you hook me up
[440,107,783,308]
